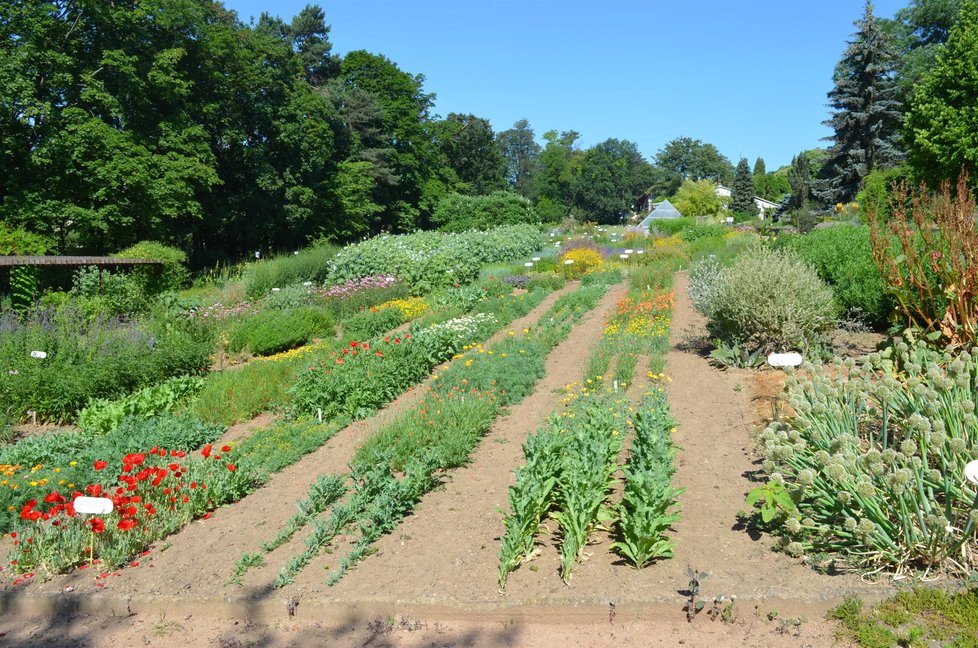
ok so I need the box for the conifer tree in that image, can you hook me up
[816,1,904,205]
[731,158,758,216]
[753,157,766,177]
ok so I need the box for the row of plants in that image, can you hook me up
[499,273,682,587]
[0,272,570,576]
[237,279,617,588]
[749,338,978,575]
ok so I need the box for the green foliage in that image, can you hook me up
[0,223,51,255]
[817,2,904,205]
[191,355,304,425]
[0,306,211,423]
[228,307,334,357]
[778,225,894,325]
[856,165,913,221]
[905,0,978,185]
[326,225,543,294]
[243,245,340,300]
[340,307,404,341]
[689,245,838,353]
[78,375,205,436]
[113,241,190,295]
[731,158,758,216]
[431,191,539,232]
[9,266,38,312]
[831,588,978,648]
[757,340,978,573]
[672,179,725,217]
[573,138,654,223]
[652,137,734,197]
[237,419,346,477]
[612,390,684,568]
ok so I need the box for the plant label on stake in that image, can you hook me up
[74,497,114,569]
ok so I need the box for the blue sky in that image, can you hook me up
[223,0,907,170]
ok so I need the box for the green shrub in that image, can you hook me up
[341,307,404,340]
[431,191,540,232]
[778,225,893,325]
[262,283,321,310]
[229,307,334,356]
[581,268,622,285]
[689,244,838,353]
[192,356,305,425]
[527,273,565,291]
[326,225,543,294]
[244,244,339,299]
[113,241,190,295]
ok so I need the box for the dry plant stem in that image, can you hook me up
[869,170,978,345]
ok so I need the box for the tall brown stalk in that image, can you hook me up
[868,170,978,346]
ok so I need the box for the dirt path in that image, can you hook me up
[0,276,893,647]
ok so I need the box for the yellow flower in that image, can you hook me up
[465,360,473,366]
[68,461,77,467]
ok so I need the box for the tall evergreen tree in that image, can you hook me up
[753,157,766,177]
[816,1,904,205]
[731,158,758,216]
[788,152,815,210]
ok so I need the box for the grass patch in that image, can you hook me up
[829,587,978,648]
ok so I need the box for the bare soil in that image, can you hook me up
[0,276,893,646]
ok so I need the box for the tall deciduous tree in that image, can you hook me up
[816,1,904,205]
[905,0,978,184]
[886,0,963,97]
[432,113,506,195]
[496,119,540,196]
[731,158,758,216]
[573,138,653,224]
[653,137,733,197]
[673,179,724,217]
[532,130,583,221]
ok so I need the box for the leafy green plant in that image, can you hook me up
[612,391,684,568]
[708,340,765,369]
[745,481,797,525]
[228,307,334,357]
[78,375,204,436]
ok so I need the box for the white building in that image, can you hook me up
[716,184,779,220]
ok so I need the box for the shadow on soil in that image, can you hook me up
[0,583,525,647]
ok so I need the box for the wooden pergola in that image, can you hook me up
[0,256,163,293]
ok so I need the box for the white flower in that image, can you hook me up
[965,460,978,485]
[29,351,47,359]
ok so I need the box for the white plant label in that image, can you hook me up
[768,352,803,368]
[74,497,114,515]
[30,351,47,359]
[965,460,978,485]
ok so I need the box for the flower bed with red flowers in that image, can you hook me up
[3,443,254,575]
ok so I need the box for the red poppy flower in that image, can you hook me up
[93,460,108,471]
[168,463,179,472]
[201,444,212,459]
[44,491,60,503]
[405,334,411,340]
[190,482,197,489]
[90,518,105,534]
[202,512,212,520]
[375,351,384,357]
[9,532,16,539]
[350,340,359,347]
[117,519,137,531]
[221,445,231,453]
[362,343,369,350]
[227,464,236,472]
[28,511,41,521]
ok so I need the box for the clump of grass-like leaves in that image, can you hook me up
[750,338,978,575]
